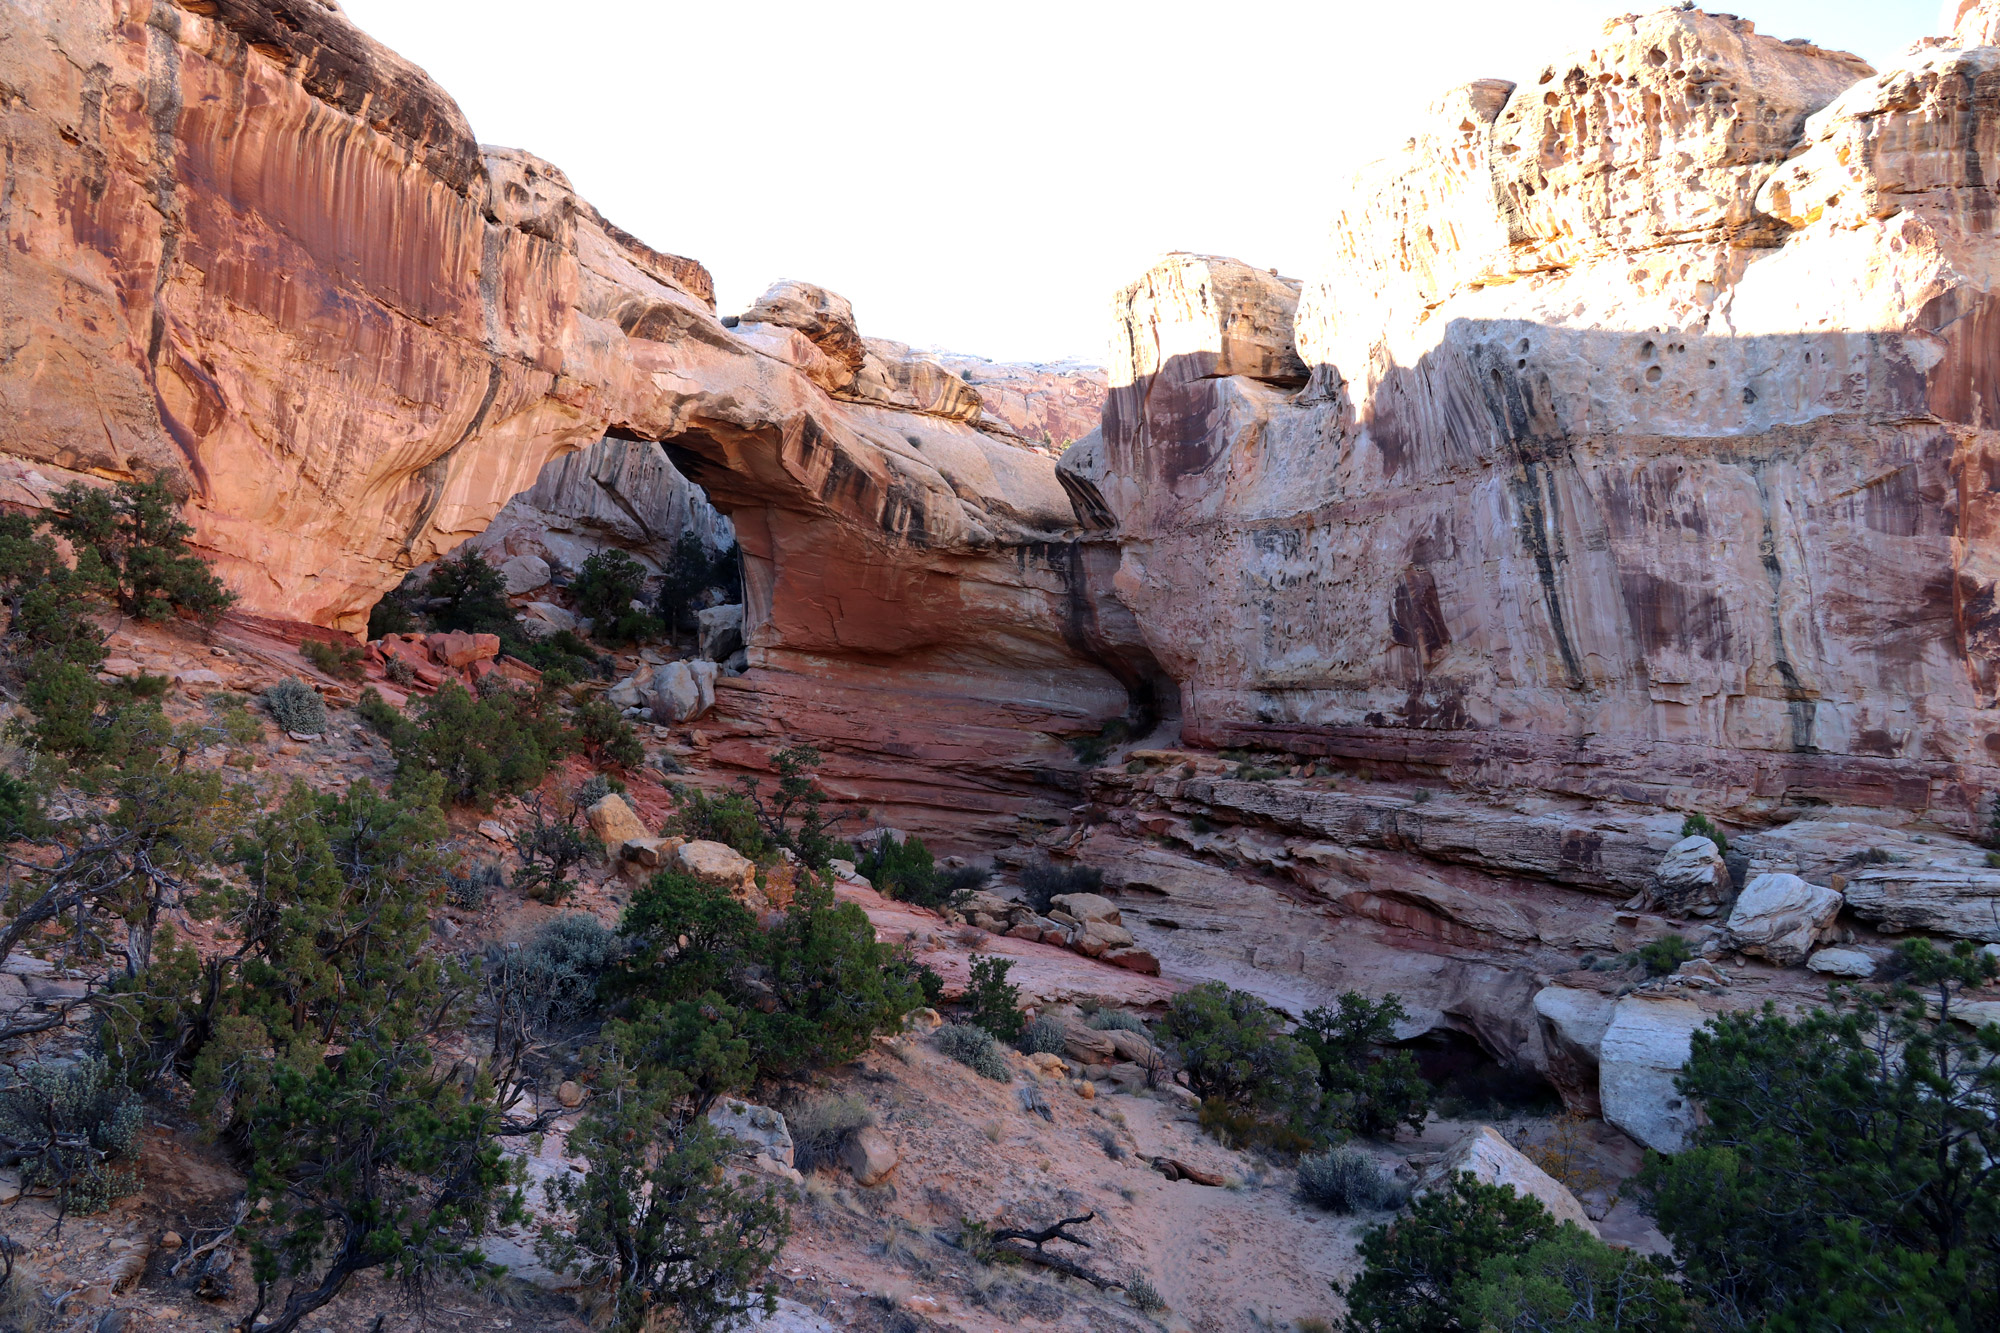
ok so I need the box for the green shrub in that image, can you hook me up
[935,1023,1011,1081]
[1641,939,2000,1331]
[0,1057,142,1214]
[914,962,946,1009]
[1680,812,1729,856]
[425,547,513,635]
[1161,981,1318,1127]
[786,1092,874,1173]
[663,785,770,861]
[1067,717,1130,766]
[1633,933,1694,977]
[965,954,1024,1041]
[572,695,645,769]
[1127,1273,1167,1313]
[510,800,602,904]
[854,833,985,914]
[0,772,43,841]
[656,532,738,637]
[1459,1225,1694,1333]
[48,478,236,623]
[573,550,661,646]
[508,627,606,680]
[1019,859,1104,916]
[445,860,504,911]
[539,1074,788,1333]
[261,677,326,735]
[1295,1147,1403,1214]
[1020,1014,1068,1055]
[365,678,574,808]
[485,913,620,1038]
[300,637,366,681]
[1088,1009,1150,1034]
[1297,992,1432,1141]
[1337,1173,1563,1332]
[366,585,422,639]
[205,693,265,744]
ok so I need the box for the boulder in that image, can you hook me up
[1102,1028,1157,1064]
[1026,1052,1068,1077]
[1075,920,1135,957]
[739,281,865,386]
[555,1080,585,1108]
[586,794,649,849]
[840,340,984,422]
[1726,873,1844,967]
[1531,986,1616,1116]
[709,1099,798,1178]
[1058,1021,1119,1066]
[620,836,681,868]
[607,675,644,709]
[520,602,579,636]
[497,553,551,595]
[427,631,501,668]
[1651,836,1728,914]
[646,660,719,723]
[696,603,745,662]
[1421,1126,1598,1236]
[1598,995,1707,1153]
[1806,947,1877,978]
[675,840,756,894]
[840,1125,898,1186]
[1105,947,1161,975]
[1955,999,2000,1029]
[1050,892,1121,925]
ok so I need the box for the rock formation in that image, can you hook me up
[1076,8,2000,834]
[0,0,1146,838]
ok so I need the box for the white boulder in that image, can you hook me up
[1806,947,1877,978]
[1422,1125,1598,1235]
[1651,836,1728,914]
[697,603,745,662]
[1726,873,1844,966]
[497,553,551,595]
[1598,994,1707,1153]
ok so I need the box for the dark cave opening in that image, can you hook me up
[1399,1028,1562,1119]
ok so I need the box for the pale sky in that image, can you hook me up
[339,0,1941,366]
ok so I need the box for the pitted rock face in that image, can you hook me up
[1082,4,2000,830]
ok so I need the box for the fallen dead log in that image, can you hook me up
[1151,1156,1224,1186]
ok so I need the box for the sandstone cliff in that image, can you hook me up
[1,0,1146,837]
[1077,8,2000,834]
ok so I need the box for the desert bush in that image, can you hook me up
[655,532,739,637]
[1127,1273,1167,1313]
[0,1057,142,1214]
[663,784,771,861]
[446,860,504,911]
[1067,717,1130,766]
[787,1092,874,1172]
[1641,939,2000,1331]
[935,1023,1012,1082]
[1019,1014,1068,1055]
[571,696,645,769]
[573,549,661,646]
[1161,981,1317,1126]
[205,693,265,744]
[47,478,236,623]
[1633,933,1694,977]
[1297,992,1432,1141]
[854,833,986,914]
[511,798,602,904]
[542,1073,788,1333]
[1019,859,1104,916]
[488,913,620,1038]
[383,655,417,686]
[261,677,326,735]
[366,584,422,639]
[964,954,1024,1042]
[363,677,574,808]
[426,546,514,635]
[1295,1147,1402,1214]
[913,961,946,1009]
[1089,1009,1150,1034]
[1459,1225,1694,1333]
[1680,811,1729,855]
[300,637,366,681]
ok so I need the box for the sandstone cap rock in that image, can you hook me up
[1725,873,1844,967]
[1421,1126,1598,1235]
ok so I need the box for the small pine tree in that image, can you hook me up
[573,549,661,646]
[425,547,513,635]
[965,954,1024,1041]
[48,478,236,623]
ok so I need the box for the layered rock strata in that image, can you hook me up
[1,0,1145,839]
[1074,8,2000,832]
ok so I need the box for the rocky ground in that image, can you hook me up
[0,612,1675,1333]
